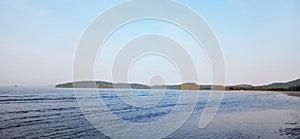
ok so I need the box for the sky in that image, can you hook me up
[0,0,300,87]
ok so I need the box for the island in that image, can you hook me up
[178,83,201,90]
[56,79,300,91]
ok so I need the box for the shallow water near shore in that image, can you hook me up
[0,88,299,138]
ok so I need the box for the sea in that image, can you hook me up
[0,87,299,138]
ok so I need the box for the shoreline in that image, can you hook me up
[281,91,300,97]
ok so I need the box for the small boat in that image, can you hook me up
[14,85,18,87]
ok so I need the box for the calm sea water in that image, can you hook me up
[0,88,299,138]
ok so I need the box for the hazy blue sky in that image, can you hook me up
[0,0,300,86]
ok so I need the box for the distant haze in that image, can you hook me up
[0,0,300,87]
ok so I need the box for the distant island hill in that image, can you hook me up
[55,79,300,91]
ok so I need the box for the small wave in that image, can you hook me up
[0,97,76,102]
[7,106,78,114]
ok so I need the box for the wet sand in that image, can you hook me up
[168,105,300,138]
[206,109,299,138]
[282,91,300,97]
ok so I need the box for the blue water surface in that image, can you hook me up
[0,88,299,138]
